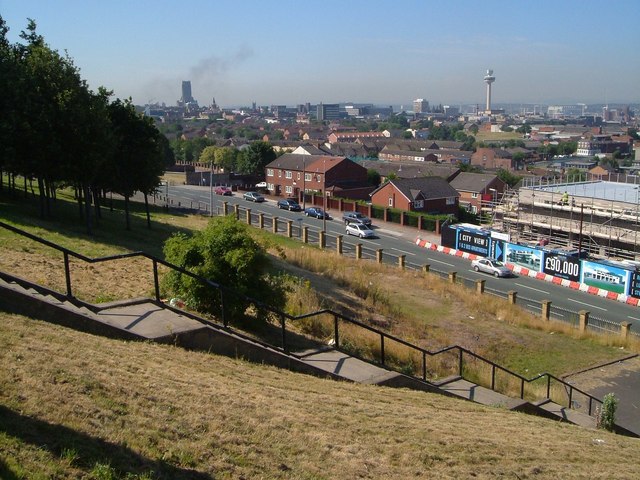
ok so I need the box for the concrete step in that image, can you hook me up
[536,400,597,429]
[437,378,528,410]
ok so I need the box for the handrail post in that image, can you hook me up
[333,314,340,349]
[152,259,160,302]
[246,208,252,225]
[281,313,288,353]
[458,348,463,377]
[520,378,525,399]
[63,252,73,298]
[568,386,573,408]
[380,333,385,365]
[588,397,593,416]
[491,365,496,390]
[422,351,427,381]
[355,243,362,259]
[546,375,551,399]
[220,288,227,327]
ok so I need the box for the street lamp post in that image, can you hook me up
[302,157,306,210]
[322,157,327,233]
[209,162,214,217]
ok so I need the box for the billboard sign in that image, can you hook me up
[542,253,581,282]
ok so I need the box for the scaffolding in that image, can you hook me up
[491,177,640,261]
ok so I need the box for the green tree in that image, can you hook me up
[162,215,287,324]
[199,145,217,167]
[215,146,238,172]
[367,168,381,187]
[496,168,522,187]
[236,141,276,174]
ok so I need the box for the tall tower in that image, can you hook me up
[181,81,194,104]
[484,69,495,113]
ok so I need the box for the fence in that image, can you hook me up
[0,220,610,418]
[203,199,640,342]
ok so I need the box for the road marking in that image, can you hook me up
[628,316,640,321]
[391,248,416,256]
[514,283,550,294]
[566,298,607,311]
[428,258,455,267]
[527,304,544,312]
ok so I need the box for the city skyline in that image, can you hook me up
[3,0,639,107]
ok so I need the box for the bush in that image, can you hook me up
[162,215,288,325]
[596,392,618,432]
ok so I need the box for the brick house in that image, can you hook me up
[264,154,368,199]
[470,147,524,171]
[370,177,459,214]
[449,172,506,215]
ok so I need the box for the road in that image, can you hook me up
[157,184,640,332]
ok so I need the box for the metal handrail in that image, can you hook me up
[0,220,603,416]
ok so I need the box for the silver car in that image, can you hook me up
[346,223,375,239]
[471,258,512,278]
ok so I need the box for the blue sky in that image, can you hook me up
[2,0,639,107]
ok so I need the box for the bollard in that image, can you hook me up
[246,208,252,225]
[336,235,343,255]
[376,249,383,264]
[258,213,264,229]
[398,255,405,269]
[319,231,326,249]
[286,220,293,238]
[620,321,631,340]
[579,310,589,333]
[422,264,430,273]
[476,279,485,294]
[223,201,229,216]
[448,271,456,284]
[302,226,309,243]
[356,243,362,259]
[234,204,239,220]
[508,291,517,305]
[272,217,278,234]
[541,300,551,322]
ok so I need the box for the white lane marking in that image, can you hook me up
[566,298,607,311]
[628,316,640,321]
[514,283,550,295]
[391,248,416,256]
[428,258,455,267]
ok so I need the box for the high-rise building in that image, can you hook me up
[181,81,195,104]
[413,98,429,114]
[316,103,340,121]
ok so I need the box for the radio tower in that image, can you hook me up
[484,69,495,113]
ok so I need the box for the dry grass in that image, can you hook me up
[2,312,639,480]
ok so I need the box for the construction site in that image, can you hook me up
[491,176,640,263]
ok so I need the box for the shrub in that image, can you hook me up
[162,215,288,325]
[596,392,618,432]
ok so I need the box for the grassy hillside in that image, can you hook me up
[1,312,639,480]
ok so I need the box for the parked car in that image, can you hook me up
[345,223,375,239]
[243,191,265,202]
[255,181,267,188]
[471,258,512,278]
[342,211,372,226]
[304,207,330,219]
[214,186,232,196]
[277,198,302,211]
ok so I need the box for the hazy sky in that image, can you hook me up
[2,0,639,108]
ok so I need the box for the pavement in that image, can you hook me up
[564,356,640,436]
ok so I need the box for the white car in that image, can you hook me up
[346,223,375,239]
[471,258,512,278]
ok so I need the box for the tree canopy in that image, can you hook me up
[0,16,167,232]
[162,215,288,324]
